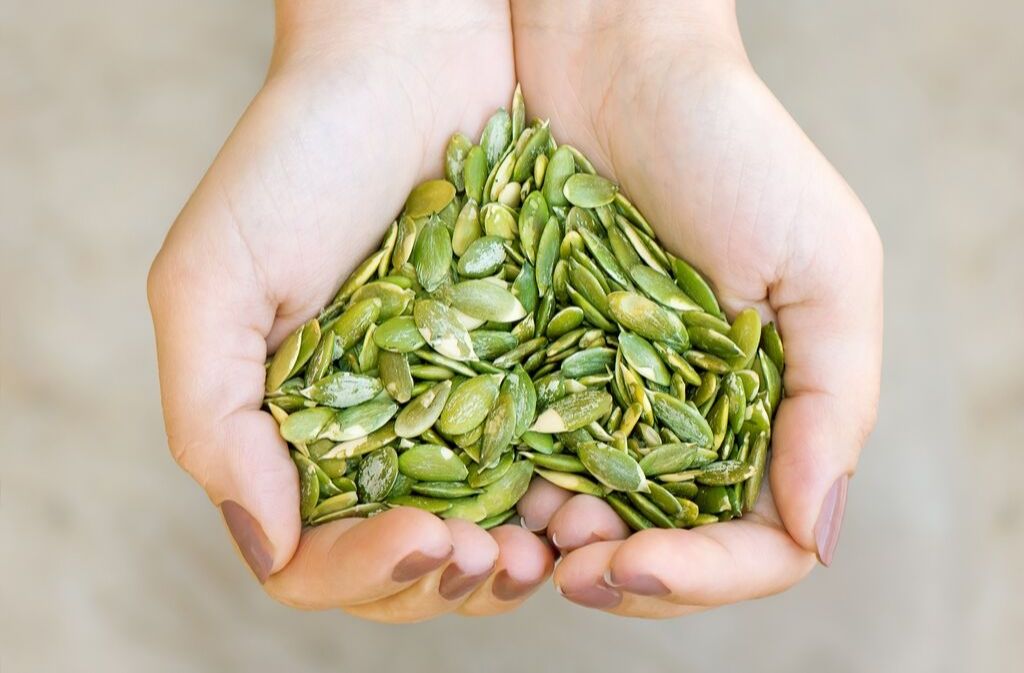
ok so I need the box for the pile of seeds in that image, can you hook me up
[263,86,785,532]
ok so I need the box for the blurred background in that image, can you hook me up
[2,1,1021,671]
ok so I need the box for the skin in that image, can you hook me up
[510,1,882,617]
[149,0,882,622]
[149,1,554,621]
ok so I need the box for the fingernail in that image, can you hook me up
[611,572,669,597]
[221,500,273,584]
[815,474,849,567]
[492,570,538,601]
[438,563,494,601]
[521,514,547,532]
[561,580,622,609]
[392,547,453,582]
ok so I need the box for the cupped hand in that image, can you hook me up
[148,1,553,622]
[511,0,883,616]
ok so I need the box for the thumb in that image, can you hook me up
[768,205,883,566]
[148,216,300,583]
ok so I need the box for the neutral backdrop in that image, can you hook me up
[2,2,1021,671]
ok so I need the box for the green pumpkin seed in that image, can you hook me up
[330,298,381,351]
[387,494,454,514]
[477,461,533,517]
[645,481,684,517]
[297,459,320,520]
[618,332,671,386]
[373,316,426,353]
[302,372,383,408]
[480,108,512,168]
[530,390,613,433]
[447,280,527,323]
[321,399,399,442]
[439,497,488,522]
[608,292,688,350]
[670,256,722,317]
[445,133,472,191]
[405,180,456,219]
[626,491,676,528]
[267,318,318,393]
[280,406,336,443]
[696,460,756,486]
[398,444,469,482]
[693,485,731,513]
[480,390,517,467]
[639,443,702,476]
[651,392,714,447]
[414,299,477,362]
[457,235,506,278]
[356,447,399,501]
[479,509,517,529]
[525,452,586,473]
[470,330,519,361]
[535,216,561,295]
[534,468,606,496]
[607,493,653,531]
[628,265,700,313]
[542,145,575,208]
[577,442,646,492]
[393,380,451,438]
[758,349,783,414]
[451,199,482,256]
[437,374,501,435]
[661,482,699,499]
[467,450,514,488]
[412,482,483,499]
[563,173,618,208]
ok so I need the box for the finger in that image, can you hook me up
[344,519,499,623]
[553,541,698,618]
[516,476,574,532]
[149,225,302,582]
[605,518,816,607]
[264,507,453,609]
[458,525,555,616]
[545,494,629,554]
[769,213,883,565]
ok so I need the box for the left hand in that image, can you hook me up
[510,0,883,617]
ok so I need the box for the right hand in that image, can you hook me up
[148,0,554,622]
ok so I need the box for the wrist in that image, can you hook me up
[274,0,509,66]
[510,0,744,57]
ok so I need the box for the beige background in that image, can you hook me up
[2,1,1021,671]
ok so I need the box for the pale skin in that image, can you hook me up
[149,0,882,621]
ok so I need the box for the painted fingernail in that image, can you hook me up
[438,563,494,601]
[612,573,669,597]
[392,547,453,582]
[815,474,849,567]
[492,570,537,601]
[561,580,622,609]
[221,500,273,584]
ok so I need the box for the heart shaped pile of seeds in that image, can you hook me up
[263,85,785,531]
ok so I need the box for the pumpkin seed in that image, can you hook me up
[563,173,618,207]
[398,444,469,482]
[437,374,501,436]
[392,378,451,439]
[405,180,456,219]
[302,372,383,408]
[264,88,782,532]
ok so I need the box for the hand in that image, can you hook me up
[511,0,883,617]
[148,0,553,622]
